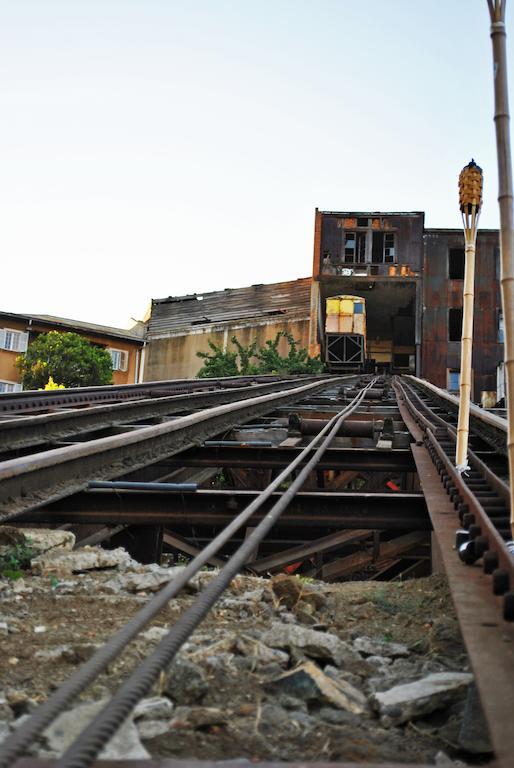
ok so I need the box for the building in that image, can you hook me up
[309,210,502,400]
[143,279,311,380]
[143,210,502,403]
[0,312,145,392]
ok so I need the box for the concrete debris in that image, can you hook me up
[43,699,150,760]
[133,697,174,722]
[31,546,133,576]
[353,636,409,658]
[261,622,367,672]
[370,672,474,726]
[164,655,208,705]
[137,719,171,740]
[266,660,368,714]
[234,634,289,667]
[102,565,200,594]
[140,626,170,643]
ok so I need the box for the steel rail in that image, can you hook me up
[0,373,327,415]
[0,379,376,768]
[0,378,340,522]
[0,377,327,452]
[405,375,508,433]
[396,378,514,619]
[53,380,378,768]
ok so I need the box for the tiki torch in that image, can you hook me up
[455,160,483,474]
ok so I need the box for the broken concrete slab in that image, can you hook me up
[31,546,133,576]
[43,699,150,759]
[265,660,367,714]
[370,672,474,726]
[261,622,367,672]
[353,636,409,659]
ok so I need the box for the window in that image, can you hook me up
[448,369,460,392]
[448,308,463,341]
[499,312,505,343]
[342,231,366,263]
[0,328,28,352]
[0,380,22,393]
[372,231,396,263]
[384,232,395,262]
[449,248,465,279]
[108,348,128,372]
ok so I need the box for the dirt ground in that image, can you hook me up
[0,571,489,764]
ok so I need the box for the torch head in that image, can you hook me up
[459,159,483,214]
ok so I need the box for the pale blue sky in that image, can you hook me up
[0,1,511,327]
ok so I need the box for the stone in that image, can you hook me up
[0,720,10,745]
[137,719,170,739]
[458,683,493,754]
[31,546,133,576]
[43,699,150,760]
[261,622,367,672]
[235,634,289,667]
[170,706,229,729]
[21,528,75,555]
[428,617,465,657]
[370,672,473,726]
[133,697,174,722]
[34,645,72,662]
[0,695,14,723]
[318,707,359,725]
[265,660,367,714]
[103,566,192,594]
[164,656,208,705]
[0,622,8,636]
[140,626,169,643]
[353,636,409,658]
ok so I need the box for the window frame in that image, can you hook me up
[107,347,129,372]
[0,328,29,352]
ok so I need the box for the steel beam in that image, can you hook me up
[160,446,415,471]
[21,489,430,530]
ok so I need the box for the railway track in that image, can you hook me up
[1,373,513,767]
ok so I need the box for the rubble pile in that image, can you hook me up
[0,530,493,764]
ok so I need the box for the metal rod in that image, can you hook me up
[88,481,198,492]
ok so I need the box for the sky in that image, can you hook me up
[1,0,512,329]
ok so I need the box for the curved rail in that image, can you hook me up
[0,378,377,768]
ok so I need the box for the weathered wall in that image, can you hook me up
[144,318,310,381]
[0,318,26,385]
[422,230,502,396]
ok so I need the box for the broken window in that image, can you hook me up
[448,248,465,279]
[384,233,395,262]
[357,217,368,227]
[499,311,504,343]
[448,308,463,341]
[342,232,366,263]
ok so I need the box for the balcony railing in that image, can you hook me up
[320,261,418,278]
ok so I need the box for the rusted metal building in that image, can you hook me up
[309,210,502,401]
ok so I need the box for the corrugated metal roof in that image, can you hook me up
[147,278,312,338]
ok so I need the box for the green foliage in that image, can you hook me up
[16,331,113,389]
[0,539,35,580]
[196,332,324,378]
[196,340,239,378]
[256,331,324,375]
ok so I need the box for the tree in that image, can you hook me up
[16,331,113,389]
[196,340,239,378]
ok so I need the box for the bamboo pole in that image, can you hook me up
[487,0,514,537]
[455,165,482,473]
